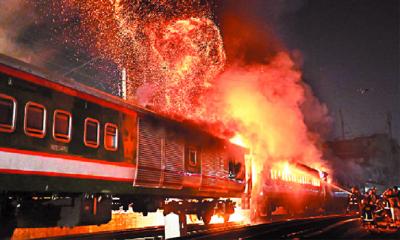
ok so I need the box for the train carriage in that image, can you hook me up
[0,54,247,237]
[254,162,348,221]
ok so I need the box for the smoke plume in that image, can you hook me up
[0,0,50,63]
[2,0,336,219]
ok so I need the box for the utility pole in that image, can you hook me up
[385,111,397,184]
[121,68,127,100]
[339,109,345,140]
[386,111,393,140]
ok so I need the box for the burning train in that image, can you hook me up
[0,54,347,238]
[0,54,246,237]
[254,162,348,221]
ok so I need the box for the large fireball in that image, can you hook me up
[149,17,226,114]
[60,0,332,222]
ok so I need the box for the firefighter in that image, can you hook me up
[347,187,361,214]
[394,186,400,222]
[383,187,399,222]
[374,198,392,223]
[360,198,375,223]
[365,188,378,204]
[360,189,378,223]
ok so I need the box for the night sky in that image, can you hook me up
[1,0,398,141]
[220,0,399,141]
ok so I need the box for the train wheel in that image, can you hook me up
[265,206,272,221]
[201,211,212,225]
[262,201,272,221]
[223,214,230,223]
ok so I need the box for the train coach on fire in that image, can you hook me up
[0,54,247,237]
[255,162,348,220]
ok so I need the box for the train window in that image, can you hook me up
[24,102,46,138]
[185,146,201,174]
[228,159,236,179]
[53,110,72,143]
[104,123,118,151]
[188,149,197,167]
[228,158,245,181]
[0,94,16,133]
[84,118,100,148]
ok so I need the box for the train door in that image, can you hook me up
[163,132,184,189]
[133,117,184,189]
[134,117,163,187]
[200,146,227,193]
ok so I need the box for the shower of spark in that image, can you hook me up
[61,0,225,119]
[59,0,332,221]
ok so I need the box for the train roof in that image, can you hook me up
[0,53,155,116]
[0,54,245,150]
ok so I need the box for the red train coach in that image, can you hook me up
[255,162,348,221]
[0,54,247,237]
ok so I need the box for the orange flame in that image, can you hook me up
[229,134,247,148]
[270,162,321,187]
[60,0,332,223]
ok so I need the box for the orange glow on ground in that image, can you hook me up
[210,215,225,224]
[228,208,251,224]
[12,211,165,240]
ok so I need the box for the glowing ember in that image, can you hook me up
[61,0,225,115]
[58,0,333,222]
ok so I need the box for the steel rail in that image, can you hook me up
[37,222,241,240]
[35,215,355,240]
[179,215,353,240]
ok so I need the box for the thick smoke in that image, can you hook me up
[55,0,334,198]
[219,14,282,65]
[0,0,33,61]
[1,0,337,220]
[0,0,51,63]
[216,5,331,159]
[301,83,333,138]
[212,2,335,216]
[219,1,332,139]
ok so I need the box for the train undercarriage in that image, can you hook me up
[0,192,236,238]
[255,195,325,221]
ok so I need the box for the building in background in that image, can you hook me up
[326,134,399,193]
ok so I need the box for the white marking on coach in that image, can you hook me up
[0,150,135,181]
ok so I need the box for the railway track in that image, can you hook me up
[179,215,354,239]
[41,214,400,239]
[38,222,244,240]
[181,215,399,239]
[42,226,165,240]
[37,215,361,240]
